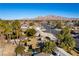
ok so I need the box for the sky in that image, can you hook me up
[0,3,79,19]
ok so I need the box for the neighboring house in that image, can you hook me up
[39,32,57,42]
[66,22,74,26]
[35,26,57,42]
[71,26,79,34]
[21,24,28,31]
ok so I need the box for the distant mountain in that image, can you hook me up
[33,15,79,20]
[1,15,79,20]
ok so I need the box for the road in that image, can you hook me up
[41,23,59,36]
[54,47,71,56]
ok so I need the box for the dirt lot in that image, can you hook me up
[0,40,17,56]
[70,50,79,56]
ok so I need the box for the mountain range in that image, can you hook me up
[1,15,79,20]
[33,15,79,20]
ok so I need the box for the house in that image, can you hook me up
[21,24,28,31]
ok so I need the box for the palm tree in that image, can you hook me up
[42,41,56,54]
[12,20,21,39]
[57,27,76,51]
[4,22,13,43]
[25,28,36,37]
[11,20,22,45]
[0,20,5,36]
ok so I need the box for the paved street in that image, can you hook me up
[55,47,71,56]
[42,23,59,36]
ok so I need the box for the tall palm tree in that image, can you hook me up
[4,22,13,43]
[57,27,76,51]
[11,20,22,45]
[42,41,56,54]
[0,20,6,39]
[12,20,21,39]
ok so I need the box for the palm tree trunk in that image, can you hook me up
[14,39,17,45]
[7,34,10,43]
[16,30,19,39]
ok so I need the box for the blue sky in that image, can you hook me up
[0,3,79,19]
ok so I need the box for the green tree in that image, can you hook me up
[42,41,56,54]
[11,20,22,45]
[15,45,25,56]
[12,20,21,39]
[56,21,64,29]
[0,20,5,36]
[0,20,12,41]
[57,27,76,51]
[4,23,13,43]
[25,28,36,37]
